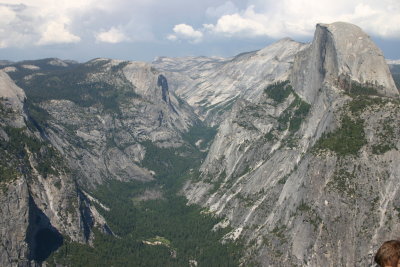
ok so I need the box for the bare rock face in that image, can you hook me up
[291,22,398,103]
[0,71,26,128]
[184,22,400,266]
[154,38,309,125]
[0,72,109,266]
[38,59,198,188]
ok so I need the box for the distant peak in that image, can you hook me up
[387,59,400,65]
[256,37,306,58]
[276,37,296,43]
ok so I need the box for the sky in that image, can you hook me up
[0,0,399,63]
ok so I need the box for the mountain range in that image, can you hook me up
[0,22,399,266]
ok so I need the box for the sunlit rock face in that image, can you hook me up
[183,22,400,266]
[291,22,398,103]
[154,38,309,125]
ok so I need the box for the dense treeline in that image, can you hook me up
[9,60,136,113]
[49,182,243,266]
[48,126,242,266]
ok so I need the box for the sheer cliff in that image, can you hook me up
[0,71,109,266]
[183,22,400,266]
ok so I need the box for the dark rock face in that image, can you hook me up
[77,190,95,241]
[27,196,63,263]
[158,74,169,103]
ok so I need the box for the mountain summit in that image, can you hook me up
[292,22,398,103]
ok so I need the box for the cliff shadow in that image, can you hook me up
[26,195,63,263]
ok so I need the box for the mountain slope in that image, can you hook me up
[1,22,399,267]
[0,71,109,266]
[154,38,309,125]
[183,22,400,266]
[6,58,200,188]
[0,53,238,266]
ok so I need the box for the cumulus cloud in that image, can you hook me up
[205,8,271,37]
[195,0,400,40]
[168,24,203,43]
[37,19,81,45]
[0,1,92,47]
[1,0,399,58]
[0,0,162,48]
[205,1,238,18]
[96,27,129,43]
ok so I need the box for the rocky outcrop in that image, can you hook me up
[184,22,400,266]
[154,38,308,125]
[291,22,398,103]
[38,59,198,188]
[0,72,109,266]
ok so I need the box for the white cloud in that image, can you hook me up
[37,19,81,45]
[206,9,270,37]
[96,27,129,43]
[0,1,91,47]
[0,5,16,24]
[201,0,400,39]
[205,1,238,18]
[0,0,160,48]
[167,34,178,41]
[170,23,203,43]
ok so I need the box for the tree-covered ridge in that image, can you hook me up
[8,59,135,113]
[0,99,67,190]
[264,80,292,103]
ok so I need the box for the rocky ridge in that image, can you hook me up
[154,38,309,125]
[183,22,400,266]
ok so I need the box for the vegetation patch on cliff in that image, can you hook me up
[277,91,311,134]
[314,115,366,156]
[264,81,292,103]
